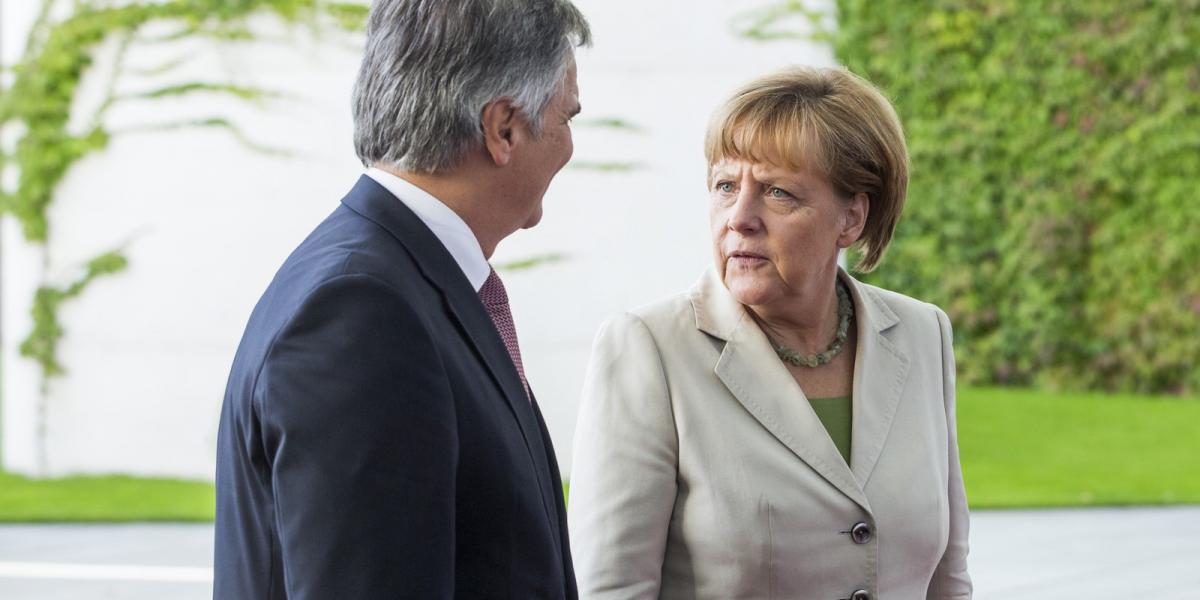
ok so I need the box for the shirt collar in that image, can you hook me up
[365,167,491,292]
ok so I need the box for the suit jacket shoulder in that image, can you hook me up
[855,279,946,335]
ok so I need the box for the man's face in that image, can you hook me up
[511,55,580,230]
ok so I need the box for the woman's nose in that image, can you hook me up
[727,188,762,234]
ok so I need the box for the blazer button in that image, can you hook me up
[850,522,873,544]
[851,590,870,600]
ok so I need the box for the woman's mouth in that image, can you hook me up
[728,251,767,267]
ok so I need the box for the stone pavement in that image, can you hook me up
[0,523,212,600]
[967,506,1200,600]
[0,506,1197,599]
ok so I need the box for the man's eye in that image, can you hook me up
[768,187,791,199]
[715,182,735,193]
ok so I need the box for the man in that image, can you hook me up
[213,1,590,598]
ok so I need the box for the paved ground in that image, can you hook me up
[0,523,212,599]
[1,506,1198,599]
[967,506,1200,600]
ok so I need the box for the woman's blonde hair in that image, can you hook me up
[704,66,908,272]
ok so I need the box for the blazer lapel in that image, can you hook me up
[340,175,560,531]
[843,271,910,489]
[692,268,871,512]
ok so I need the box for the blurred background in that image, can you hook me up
[0,0,1197,598]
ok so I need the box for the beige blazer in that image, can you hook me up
[568,268,971,600]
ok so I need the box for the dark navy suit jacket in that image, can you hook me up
[214,176,576,599]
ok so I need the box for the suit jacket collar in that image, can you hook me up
[690,265,900,339]
[363,167,491,291]
[340,175,563,547]
[689,266,910,514]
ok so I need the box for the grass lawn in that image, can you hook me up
[958,386,1200,508]
[0,386,1195,521]
[0,471,214,522]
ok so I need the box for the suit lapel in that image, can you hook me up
[693,268,870,512]
[843,273,910,489]
[340,175,560,531]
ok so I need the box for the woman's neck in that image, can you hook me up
[749,275,842,355]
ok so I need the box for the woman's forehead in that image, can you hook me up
[709,156,825,184]
[708,112,829,168]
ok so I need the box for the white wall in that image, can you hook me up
[1,0,835,479]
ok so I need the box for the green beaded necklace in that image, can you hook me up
[771,280,854,368]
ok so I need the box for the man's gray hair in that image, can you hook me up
[352,0,591,173]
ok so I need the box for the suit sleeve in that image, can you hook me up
[569,313,678,600]
[928,306,973,599]
[257,274,457,599]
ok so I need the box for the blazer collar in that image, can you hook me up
[689,266,909,514]
[690,265,900,341]
[340,175,563,542]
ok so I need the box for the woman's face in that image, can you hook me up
[709,158,866,311]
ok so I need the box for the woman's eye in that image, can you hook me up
[768,187,790,199]
[715,181,735,193]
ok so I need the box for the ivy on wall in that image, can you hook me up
[0,0,367,386]
[758,0,1200,393]
[19,251,128,377]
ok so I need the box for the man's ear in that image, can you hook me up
[481,98,519,167]
[838,191,869,248]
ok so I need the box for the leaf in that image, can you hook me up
[116,117,292,156]
[567,160,645,172]
[119,82,278,102]
[495,253,567,272]
[576,117,647,133]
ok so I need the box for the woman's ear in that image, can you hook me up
[480,98,519,166]
[838,191,869,248]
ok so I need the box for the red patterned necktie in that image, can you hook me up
[478,269,530,400]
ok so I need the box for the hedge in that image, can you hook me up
[832,0,1200,394]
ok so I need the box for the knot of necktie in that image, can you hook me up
[479,269,509,308]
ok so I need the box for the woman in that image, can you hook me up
[568,66,972,600]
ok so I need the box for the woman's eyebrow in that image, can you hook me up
[756,169,808,190]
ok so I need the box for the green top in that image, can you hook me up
[808,395,852,465]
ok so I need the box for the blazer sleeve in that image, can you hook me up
[569,313,678,600]
[927,306,973,599]
[258,274,457,599]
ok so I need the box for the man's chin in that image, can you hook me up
[520,205,544,229]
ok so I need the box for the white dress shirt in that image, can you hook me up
[365,167,491,292]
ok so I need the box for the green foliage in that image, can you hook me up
[325,2,371,31]
[496,253,567,272]
[567,160,645,172]
[120,81,277,102]
[0,0,367,383]
[0,0,365,241]
[732,0,833,43]
[576,117,647,133]
[822,0,1200,393]
[19,251,129,377]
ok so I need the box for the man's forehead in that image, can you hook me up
[564,66,580,110]
[565,60,579,92]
